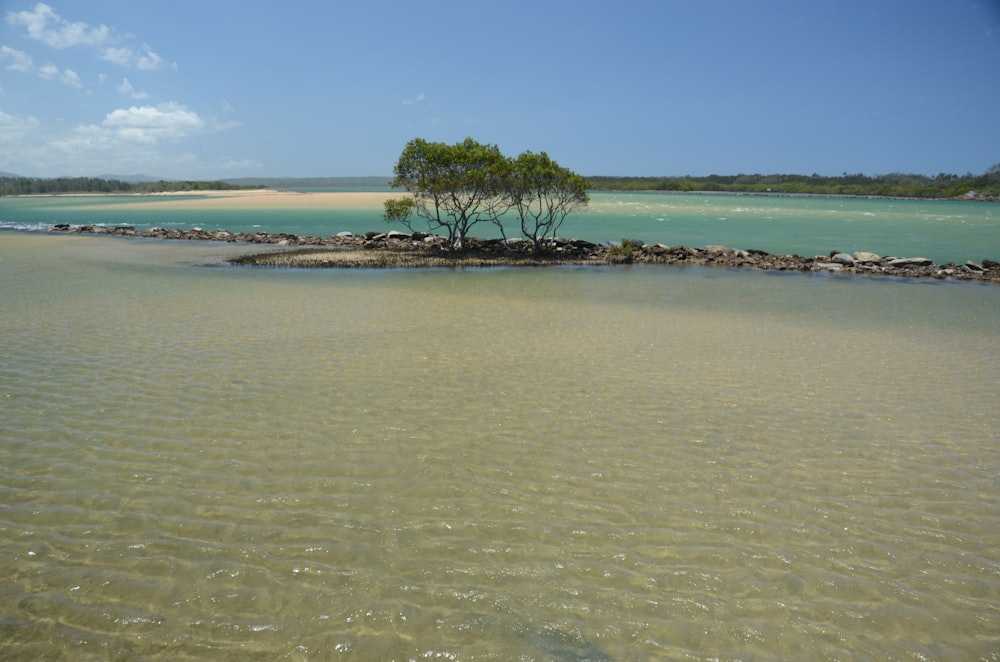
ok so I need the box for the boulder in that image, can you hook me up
[831,253,856,265]
[853,251,882,263]
[888,257,933,268]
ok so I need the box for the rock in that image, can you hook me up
[831,253,856,265]
[336,231,353,238]
[704,245,733,257]
[888,257,933,267]
[983,259,1000,270]
[853,251,882,263]
[965,260,984,271]
[815,262,844,271]
[386,230,410,239]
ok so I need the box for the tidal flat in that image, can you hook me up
[1,229,998,659]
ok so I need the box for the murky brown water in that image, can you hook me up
[2,233,999,660]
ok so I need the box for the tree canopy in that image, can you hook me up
[385,137,511,248]
[507,151,589,246]
[384,137,590,249]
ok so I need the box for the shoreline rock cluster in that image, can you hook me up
[48,223,1000,282]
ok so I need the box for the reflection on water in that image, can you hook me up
[1,233,999,659]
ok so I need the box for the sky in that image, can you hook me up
[1,0,998,179]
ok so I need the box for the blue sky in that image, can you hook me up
[1,1,998,179]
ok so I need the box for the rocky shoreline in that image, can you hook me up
[49,223,1000,282]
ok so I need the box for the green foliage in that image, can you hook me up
[508,151,590,249]
[382,197,415,224]
[387,137,590,249]
[610,238,641,256]
[0,176,262,196]
[389,137,511,248]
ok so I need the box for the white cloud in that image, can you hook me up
[99,46,131,67]
[0,110,41,143]
[118,77,148,100]
[0,45,34,72]
[6,2,110,49]
[403,93,426,105]
[102,103,205,143]
[0,101,237,177]
[6,3,166,71]
[135,46,162,71]
[29,61,81,87]
[61,68,80,87]
[100,44,164,71]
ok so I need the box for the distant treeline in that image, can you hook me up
[5,170,1000,199]
[587,167,1000,199]
[0,177,263,196]
[223,176,393,189]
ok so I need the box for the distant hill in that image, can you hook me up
[222,176,394,189]
[0,171,20,178]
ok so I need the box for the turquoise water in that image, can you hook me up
[1,192,997,264]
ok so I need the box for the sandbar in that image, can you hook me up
[87,189,406,211]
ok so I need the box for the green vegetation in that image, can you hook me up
[0,177,263,196]
[508,151,590,246]
[609,238,641,260]
[384,137,590,250]
[588,165,1000,199]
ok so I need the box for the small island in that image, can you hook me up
[49,223,1000,282]
[25,137,1000,283]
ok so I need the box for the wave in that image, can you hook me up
[0,220,52,232]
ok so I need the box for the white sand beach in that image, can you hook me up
[92,189,406,211]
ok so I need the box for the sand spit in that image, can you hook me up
[79,189,406,211]
[48,224,1000,282]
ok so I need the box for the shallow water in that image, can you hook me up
[1,191,997,264]
[1,233,999,660]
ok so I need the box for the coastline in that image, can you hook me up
[71,189,408,211]
[46,224,1000,282]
